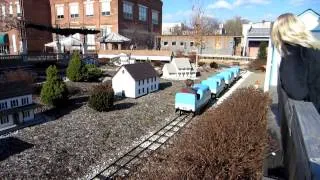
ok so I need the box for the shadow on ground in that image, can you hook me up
[159,82,172,90]
[0,137,34,161]
[113,102,136,110]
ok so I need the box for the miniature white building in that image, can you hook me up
[112,53,136,67]
[0,82,36,130]
[112,63,159,98]
[162,58,197,80]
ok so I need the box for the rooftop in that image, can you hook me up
[247,28,271,37]
[0,81,32,100]
[123,63,158,81]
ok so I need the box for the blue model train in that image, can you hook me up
[175,66,241,115]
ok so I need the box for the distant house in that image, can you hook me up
[242,21,272,57]
[0,82,37,130]
[298,9,320,40]
[112,63,159,98]
[162,58,196,80]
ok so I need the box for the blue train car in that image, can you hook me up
[175,84,211,115]
[202,76,225,98]
[216,71,235,86]
[227,66,240,79]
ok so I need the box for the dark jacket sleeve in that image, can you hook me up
[279,54,309,100]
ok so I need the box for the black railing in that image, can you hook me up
[278,85,320,180]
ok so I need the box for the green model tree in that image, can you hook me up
[40,65,68,106]
[88,83,114,112]
[258,42,268,60]
[67,51,86,81]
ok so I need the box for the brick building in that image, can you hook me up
[0,0,52,55]
[49,0,163,51]
[158,35,242,56]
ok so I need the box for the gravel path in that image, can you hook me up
[0,69,217,179]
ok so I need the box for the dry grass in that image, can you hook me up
[128,87,270,179]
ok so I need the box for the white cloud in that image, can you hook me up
[208,0,233,10]
[208,0,271,10]
[289,0,306,6]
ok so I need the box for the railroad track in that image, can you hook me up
[92,113,193,180]
[91,70,249,180]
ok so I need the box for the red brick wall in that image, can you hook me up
[23,0,53,53]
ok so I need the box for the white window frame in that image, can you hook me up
[2,5,6,17]
[0,116,9,125]
[10,99,18,108]
[85,1,94,16]
[100,0,111,16]
[138,4,147,22]
[152,10,159,25]
[9,3,13,15]
[123,1,133,20]
[101,25,112,37]
[0,102,7,110]
[12,34,17,53]
[55,4,64,19]
[22,97,29,106]
[23,111,30,118]
[15,1,21,16]
[69,2,79,18]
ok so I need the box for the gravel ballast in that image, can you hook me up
[0,69,217,179]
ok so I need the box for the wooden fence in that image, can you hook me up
[278,85,320,179]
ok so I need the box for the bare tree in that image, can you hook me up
[224,16,249,36]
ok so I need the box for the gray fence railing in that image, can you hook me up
[278,85,320,180]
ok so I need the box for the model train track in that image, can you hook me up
[91,70,249,180]
[92,113,193,180]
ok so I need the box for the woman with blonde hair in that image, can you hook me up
[271,13,320,112]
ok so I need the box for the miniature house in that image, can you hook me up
[112,63,159,98]
[162,58,197,80]
[0,82,37,130]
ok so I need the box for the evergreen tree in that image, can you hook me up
[258,42,268,60]
[40,65,68,106]
[67,51,86,81]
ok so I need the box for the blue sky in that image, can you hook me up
[163,0,320,23]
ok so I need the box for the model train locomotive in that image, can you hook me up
[175,66,241,115]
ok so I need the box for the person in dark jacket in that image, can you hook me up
[271,13,320,112]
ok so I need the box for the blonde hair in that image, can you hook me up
[271,13,320,55]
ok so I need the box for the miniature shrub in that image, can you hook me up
[67,52,86,82]
[258,42,268,60]
[3,69,34,84]
[129,87,269,179]
[198,62,205,67]
[88,83,114,112]
[40,65,68,106]
[85,64,103,82]
[209,61,219,69]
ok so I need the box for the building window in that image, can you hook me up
[143,88,144,93]
[138,5,147,22]
[11,99,18,108]
[16,1,21,16]
[138,81,140,86]
[9,3,13,16]
[101,0,111,16]
[152,10,159,25]
[0,116,9,125]
[164,42,168,46]
[22,98,29,106]
[101,26,112,37]
[1,5,5,16]
[122,70,125,74]
[0,102,7,110]
[142,80,144,85]
[190,42,194,47]
[85,2,94,16]
[69,3,79,18]
[151,86,153,91]
[154,84,156,89]
[56,4,64,19]
[138,89,140,94]
[23,111,30,118]
[172,42,176,46]
[123,1,133,20]
[86,34,95,45]
[180,42,184,46]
